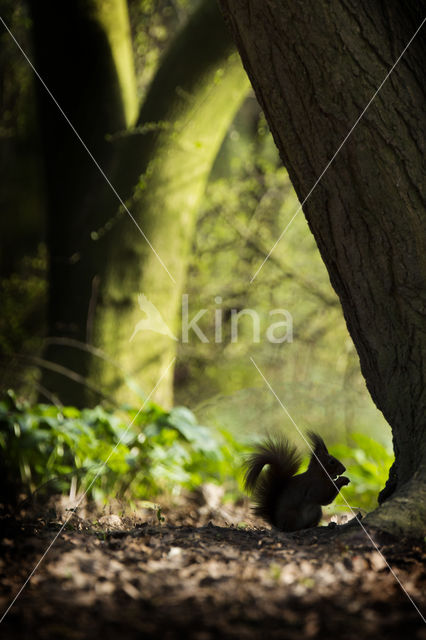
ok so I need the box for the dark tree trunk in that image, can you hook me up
[218,0,426,534]
[29,0,137,406]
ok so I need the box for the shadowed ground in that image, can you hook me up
[0,499,425,639]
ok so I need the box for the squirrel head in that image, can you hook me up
[306,431,346,478]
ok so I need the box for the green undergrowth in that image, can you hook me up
[0,390,393,514]
[0,390,245,507]
[330,434,394,513]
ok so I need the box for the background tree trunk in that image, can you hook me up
[218,0,426,534]
[90,1,249,407]
[30,0,138,406]
[31,0,248,407]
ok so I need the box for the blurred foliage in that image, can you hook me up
[0,0,46,283]
[0,246,47,395]
[0,0,33,138]
[0,390,245,507]
[330,434,394,512]
[175,98,391,447]
[0,390,391,515]
[128,0,196,99]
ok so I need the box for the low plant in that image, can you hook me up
[330,433,394,513]
[0,390,392,516]
[0,390,245,506]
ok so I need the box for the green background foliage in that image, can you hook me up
[0,390,245,506]
[1,390,392,514]
[331,435,394,512]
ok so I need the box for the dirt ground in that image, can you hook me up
[0,493,425,640]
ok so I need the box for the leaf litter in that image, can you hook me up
[0,492,425,639]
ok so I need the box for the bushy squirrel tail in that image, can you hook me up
[243,436,302,525]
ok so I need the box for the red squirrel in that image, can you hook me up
[244,432,350,532]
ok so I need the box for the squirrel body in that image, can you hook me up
[244,432,350,532]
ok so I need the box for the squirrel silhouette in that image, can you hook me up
[244,432,350,532]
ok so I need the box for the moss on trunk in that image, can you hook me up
[91,3,249,406]
[33,0,248,406]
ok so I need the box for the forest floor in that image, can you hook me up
[0,491,425,640]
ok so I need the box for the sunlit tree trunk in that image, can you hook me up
[91,2,249,406]
[219,0,426,535]
[31,0,248,406]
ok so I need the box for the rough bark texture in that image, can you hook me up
[218,0,425,534]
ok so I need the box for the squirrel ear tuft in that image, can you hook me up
[306,431,328,453]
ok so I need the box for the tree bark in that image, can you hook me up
[90,1,249,407]
[218,0,426,535]
[31,0,248,406]
[30,0,138,406]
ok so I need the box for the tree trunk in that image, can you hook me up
[218,0,426,535]
[31,0,248,406]
[30,0,138,406]
[90,1,249,407]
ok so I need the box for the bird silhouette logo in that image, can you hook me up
[130,294,178,342]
